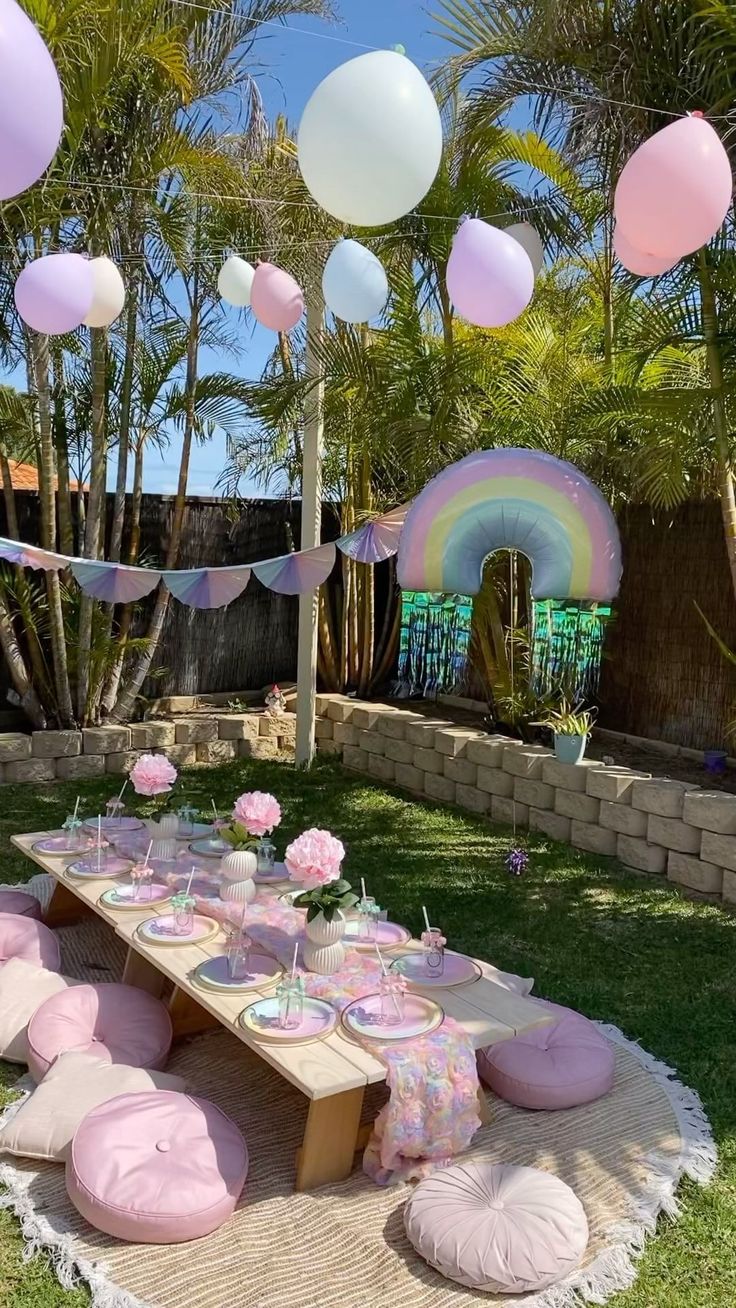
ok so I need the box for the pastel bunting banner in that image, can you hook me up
[161,566,252,609]
[0,536,68,570]
[252,542,336,594]
[71,560,162,603]
[337,503,409,564]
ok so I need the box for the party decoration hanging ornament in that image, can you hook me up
[613,225,677,278]
[83,257,126,328]
[250,262,304,332]
[0,0,63,200]
[322,239,389,324]
[446,218,534,328]
[505,222,545,277]
[298,49,443,226]
[614,113,733,260]
[217,255,255,308]
[14,253,94,335]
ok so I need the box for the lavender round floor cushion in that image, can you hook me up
[27,982,172,1083]
[0,891,42,920]
[0,912,60,973]
[405,1162,589,1294]
[478,1001,615,1110]
[66,1091,248,1242]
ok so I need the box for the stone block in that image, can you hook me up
[393,762,424,793]
[598,800,648,837]
[667,851,723,896]
[405,718,451,748]
[514,777,555,809]
[455,784,490,815]
[409,747,440,775]
[647,814,701,854]
[139,721,176,748]
[314,718,334,740]
[238,738,279,761]
[423,773,456,805]
[128,724,152,749]
[326,698,356,723]
[466,736,509,768]
[374,710,423,741]
[368,754,395,784]
[434,727,484,758]
[175,719,218,745]
[722,869,736,904]
[476,766,514,798]
[586,767,650,803]
[334,722,358,747]
[682,790,736,834]
[5,758,54,783]
[385,738,414,765]
[541,757,599,793]
[357,730,384,755]
[342,744,369,772]
[165,745,197,766]
[31,730,81,759]
[55,754,105,780]
[105,751,140,775]
[529,807,571,843]
[217,714,260,741]
[631,778,695,818]
[616,834,667,874]
[82,726,131,755]
[314,694,337,716]
[490,795,529,827]
[258,715,282,738]
[571,821,617,856]
[0,733,31,763]
[351,705,384,730]
[555,789,600,823]
[196,740,238,764]
[316,738,341,755]
[502,745,550,779]
[443,757,478,786]
[700,830,736,873]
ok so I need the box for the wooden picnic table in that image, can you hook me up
[13,830,552,1191]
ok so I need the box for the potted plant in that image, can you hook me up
[284,829,358,973]
[534,699,597,764]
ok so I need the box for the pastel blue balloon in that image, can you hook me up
[322,239,389,323]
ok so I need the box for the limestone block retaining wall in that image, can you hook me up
[313,694,736,909]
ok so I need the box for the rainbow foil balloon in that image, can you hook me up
[397,449,621,602]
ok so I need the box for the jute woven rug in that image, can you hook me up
[0,883,717,1308]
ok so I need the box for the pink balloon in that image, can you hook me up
[0,0,63,200]
[613,226,678,277]
[446,218,534,328]
[15,253,94,335]
[614,114,733,260]
[250,262,304,332]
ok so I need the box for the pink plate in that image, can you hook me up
[99,883,171,910]
[82,816,144,833]
[254,860,289,884]
[66,855,133,879]
[33,835,90,857]
[135,913,219,946]
[240,994,336,1042]
[194,953,284,994]
[343,919,411,951]
[341,991,443,1043]
[390,950,482,989]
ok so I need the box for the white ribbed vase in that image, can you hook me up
[151,838,177,862]
[154,812,180,839]
[303,910,346,974]
[220,849,257,904]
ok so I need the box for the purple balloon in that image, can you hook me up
[0,0,63,200]
[446,218,534,328]
[15,254,94,335]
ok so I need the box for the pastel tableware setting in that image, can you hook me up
[240,993,336,1044]
[66,853,133,880]
[343,916,410,951]
[391,949,482,989]
[189,836,231,859]
[135,912,219,947]
[340,990,443,1043]
[194,950,284,994]
[99,881,171,911]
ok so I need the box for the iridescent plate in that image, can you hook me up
[82,816,143,834]
[390,950,482,989]
[341,992,443,1043]
[189,838,230,859]
[193,953,283,995]
[66,855,133,880]
[33,835,89,858]
[342,919,411,952]
[254,860,289,884]
[239,995,336,1043]
[99,882,171,910]
[135,913,219,947]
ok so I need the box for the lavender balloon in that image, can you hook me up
[15,254,94,335]
[0,0,63,200]
[446,218,534,328]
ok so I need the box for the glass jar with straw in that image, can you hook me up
[420,905,445,977]
[276,943,304,1029]
[375,945,406,1025]
[225,903,251,980]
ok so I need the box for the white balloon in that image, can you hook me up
[298,50,443,227]
[218,255,255,307]
[505,223,545,278]
[83,256,125,328]
[322,239,388,323]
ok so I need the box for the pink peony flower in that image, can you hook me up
[232,790,282,837]
[129,753,178,796]
[284,827,345,890]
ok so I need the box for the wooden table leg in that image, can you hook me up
[295,1086,365,1191]
[44,880,91,928]
[477,1085,493,1126]
[168,986,220,1040]
[122,946,167,998]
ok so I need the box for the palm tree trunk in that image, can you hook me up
[109,271,139,562]
[0,581,46,727]
[699,249,736,602]
[0,452,54,707]
[51,342,74,556]
[357,449,374,696]
[100,433,145,716]
[77,326,108,722]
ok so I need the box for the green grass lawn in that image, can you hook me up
[1,755,735,1307]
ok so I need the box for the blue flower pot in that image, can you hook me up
[554,733,588,764]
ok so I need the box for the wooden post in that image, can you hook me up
[295,286,325,768]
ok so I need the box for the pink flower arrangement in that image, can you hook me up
[129,753,178,797]
[232,790,282,837]
[284,827,345,890]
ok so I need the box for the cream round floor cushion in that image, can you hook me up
[66,1090,249,1243]
[477,1001,615,1110]
[404,1161,589,1294]
[0,912,60,973]
[0,890,42,920]
[27,982,173,1082]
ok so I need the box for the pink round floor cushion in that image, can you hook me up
[27,982,173,1083]
[405,1161,589,1294]
[478,1001,615,1110]
[0,912,60,973]
[67,1090,248,1243]
[0,890,42,920]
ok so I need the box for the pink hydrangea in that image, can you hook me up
[284,827,345,890]
[232,790,282,837]
[129,753,178,796]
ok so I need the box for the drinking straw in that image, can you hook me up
[97,816,102,873]
[72,795,80,822]
[143,839,153,868]
[290,941,299,981]
[361,877,367,900]
[375,944,402,1017]
[184,866,196,898]
[422,905,431,934]
[211,799,218,822]
[116,777,128,806]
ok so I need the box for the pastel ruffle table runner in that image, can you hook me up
[194,891,481,1185]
